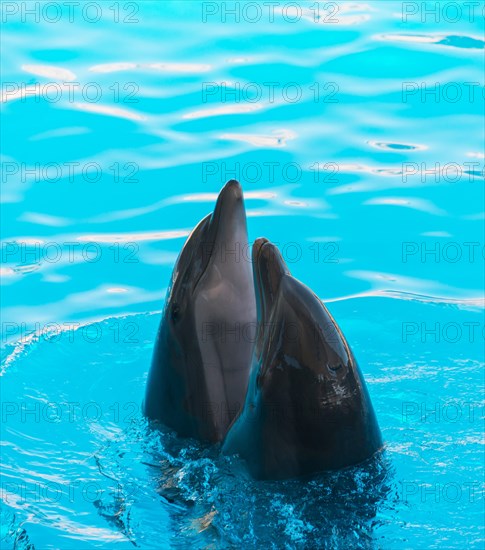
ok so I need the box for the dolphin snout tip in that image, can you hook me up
[222,179,243,200]
[252,237,268,264]
[253,237,281,262]
[253,237,269,248]
[252,238,290,286]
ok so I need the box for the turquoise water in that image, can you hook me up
[1,1,484,548]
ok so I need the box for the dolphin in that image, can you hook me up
[223,238,382,479]
[144,180,256,442]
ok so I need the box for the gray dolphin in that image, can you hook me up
[223,238,382,479]
[144,180,256,442]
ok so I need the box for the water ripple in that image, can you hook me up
[376,33,485,50]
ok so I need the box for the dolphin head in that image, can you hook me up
[145,180,256,442]
[165,180,249,325]
[223,238,382,478]
[252,238,354,389]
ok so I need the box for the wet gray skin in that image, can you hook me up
[223,238,383,479]
[144,180,256,442]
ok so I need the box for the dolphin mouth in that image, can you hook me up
[252,237,269,269]
[212,179,246,259]
[209,179,244,241]
[252,238,269,320]
[252,238,289,324]
[193,180,247,291]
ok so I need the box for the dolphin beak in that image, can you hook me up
[252,238,289,323]
[221,178,243,201]
[209,180,247,248]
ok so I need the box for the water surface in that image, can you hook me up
[1,2,484,548]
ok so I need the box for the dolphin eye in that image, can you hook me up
[328,363,343,372]
[171,303,181,323]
